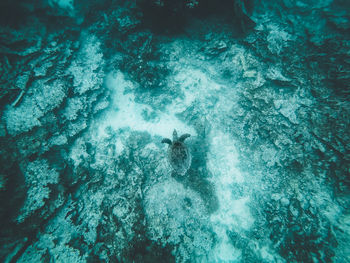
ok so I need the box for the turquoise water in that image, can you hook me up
[0,1,349,262]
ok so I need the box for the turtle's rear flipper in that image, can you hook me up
[179,134,191,142]
[161,138,172,145]
[171,170,186,182]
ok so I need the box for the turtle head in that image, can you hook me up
[172,129,178,141]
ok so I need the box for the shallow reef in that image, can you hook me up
[0,0,349,262]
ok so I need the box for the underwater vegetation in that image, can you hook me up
[0,0,349,262]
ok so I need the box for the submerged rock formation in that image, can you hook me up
[0,0,349,262]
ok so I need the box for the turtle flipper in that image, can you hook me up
[161,138,172,145]
[179,133,191,142]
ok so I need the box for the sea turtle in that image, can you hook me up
[162,129,191,175]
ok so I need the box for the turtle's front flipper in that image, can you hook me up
[179,134,191,142]
[161,138,172,145]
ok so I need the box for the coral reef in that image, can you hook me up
[0,0,349,262]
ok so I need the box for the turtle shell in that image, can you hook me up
[168,141,191,175]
